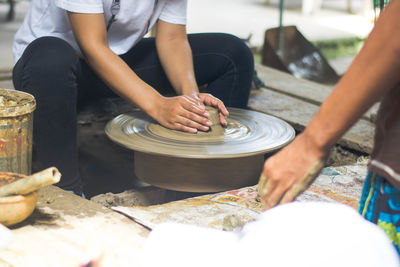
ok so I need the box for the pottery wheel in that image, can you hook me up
[105,107,295,159]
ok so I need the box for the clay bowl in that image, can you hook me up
[0,172,38,226]
[106,107,295,192]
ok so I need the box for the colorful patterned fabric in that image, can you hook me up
[359,172,400,254]
[373,0,391,9]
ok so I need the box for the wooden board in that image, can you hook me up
[255,63,333,105]
[255,64,379,123]
[248,88,375,154]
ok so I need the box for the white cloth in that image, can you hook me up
[0,224,13,249]
[13,0,187,62]
[142,202,400,267]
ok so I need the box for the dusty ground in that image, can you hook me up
[91,188,206,208]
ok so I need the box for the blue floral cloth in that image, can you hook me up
[359,172,400,254]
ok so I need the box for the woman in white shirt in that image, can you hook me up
[12,0,254,195]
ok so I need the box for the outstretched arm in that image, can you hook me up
[67,13,217,133]
[258,0,400,209]
[155,20,229,126]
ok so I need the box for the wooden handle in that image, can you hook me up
[0,167,61,196]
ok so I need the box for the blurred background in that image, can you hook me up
[0,0,375,77]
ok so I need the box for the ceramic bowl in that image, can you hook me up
[0,172,38,226]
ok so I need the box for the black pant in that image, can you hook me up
[13,33,254,193]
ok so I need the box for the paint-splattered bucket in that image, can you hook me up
[0,89,36,174]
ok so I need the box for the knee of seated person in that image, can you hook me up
[23,36,80,77]
[213,33,254,68]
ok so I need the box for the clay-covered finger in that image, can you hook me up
[176,115,209,132]
[280,160,325,204]
[263,184,286,209]
[257,174,269,197]
[184,111,212,128]
[177,106,211,127]
[280,180,310,205]
[214,98,229,117]
[202,95,229,125]
[171,121,198,133]
[279,190,295,205]
[201,94,229,116]
[300,160,324,187]
[219,113,227,126]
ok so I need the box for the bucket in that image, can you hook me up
[0,89,36,175]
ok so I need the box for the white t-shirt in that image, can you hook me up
[13,0,187,63]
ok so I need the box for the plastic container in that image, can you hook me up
[0,89,36,174]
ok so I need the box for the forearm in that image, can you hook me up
[258,1,400,207]
[67,13,215,133]
[303,0,400,155]
[83,44,162,114]
[156,22,198,95]
[67,12,162,116]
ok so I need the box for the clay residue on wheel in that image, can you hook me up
[105,107,296,158]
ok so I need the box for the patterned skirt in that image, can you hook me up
[359,172,400,254]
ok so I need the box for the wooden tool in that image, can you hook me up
[0,167,61,197]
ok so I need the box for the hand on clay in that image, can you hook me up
[153,93,213,133]
[197,93,229,126]
[257,133,327,210]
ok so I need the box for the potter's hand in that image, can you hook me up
[152,94,212,133]
[198,93,229,126]
[257,133,326,210]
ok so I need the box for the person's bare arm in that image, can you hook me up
[155,20,229,125]
[67,13,214,133]
[259,0,400,209]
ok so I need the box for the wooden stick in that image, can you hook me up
[0,167,61,196]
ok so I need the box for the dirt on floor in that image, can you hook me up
[91,188,166,208]
[326,145,369,166]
